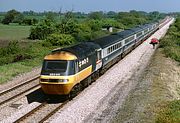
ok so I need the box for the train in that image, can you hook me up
[39,17,171,98]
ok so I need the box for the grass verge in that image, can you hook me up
[0,42,53,84]
[159,18,180,62]
[155,100,180,123]
[154,18,180,122]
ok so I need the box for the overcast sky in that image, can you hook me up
[0,0,179,13]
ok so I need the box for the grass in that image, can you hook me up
[155,100,180,123]
[0,24,31,40]
[0,61,37,83]
[0,42,53,84]
[153,18,180,122]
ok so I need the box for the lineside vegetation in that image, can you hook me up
[160,17,180,62]
[155,17,180,123]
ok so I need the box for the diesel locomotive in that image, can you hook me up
[40,17,171,98]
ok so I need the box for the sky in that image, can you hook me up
[0,0,179,13]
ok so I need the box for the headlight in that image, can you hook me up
[57,79,69,82]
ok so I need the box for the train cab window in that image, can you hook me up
[45,61,67,72]
[75,61,79,73]
[41,60,75,76]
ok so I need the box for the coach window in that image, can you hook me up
[137,32,142,37]
[116,44,119,48]
[107,48,110,54]
[144,29,149,34]
[125,36,134,44]
[119,43,121,48]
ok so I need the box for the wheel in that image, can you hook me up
[69,84,80,100]
[87,76,92,86]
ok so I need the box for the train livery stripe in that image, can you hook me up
[40,65,92,85]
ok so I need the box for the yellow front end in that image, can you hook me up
[40,75,76,95]
[40,65,92,95]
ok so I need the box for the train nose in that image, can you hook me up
[40,76,75,95]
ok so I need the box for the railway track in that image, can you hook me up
[14,100,68,123]
[0,76,40,106]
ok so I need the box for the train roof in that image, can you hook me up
[139,24,152,29]
[113,29,135,39]
[130,26,144,33]
[52,42,100,59]
[92,34,123,48]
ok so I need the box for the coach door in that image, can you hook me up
[96,49,102,71]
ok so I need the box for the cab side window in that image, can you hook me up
[97,51,101,61]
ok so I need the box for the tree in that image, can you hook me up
[149,11,160,21]
[64,11,75,20]
[13,14,24,24]
[2,9,21,24]
[45,33,75,46]
[56,19,78,35]
[74,23,92,41]
[88,11,104,20]
[29,19,56,40]
[46,11,56,22]
[87,19,102,31]
[106,11,117,18]
[22,18,38,25]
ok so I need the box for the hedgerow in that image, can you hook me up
[45,33,75,46]
[160,18,180,62]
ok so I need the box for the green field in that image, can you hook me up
[0,24,31,40]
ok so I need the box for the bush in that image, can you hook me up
[2,9,22,24]
[29,19,56,40]
[45,33,75,46]
[0,41,21,56]
[88,11,104,20]
[0,41,34,65]
[56,19,79,35]
[22,18,38,25]
[74,23,92,42]
[160,18,180,62]
[87,19,102,31]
